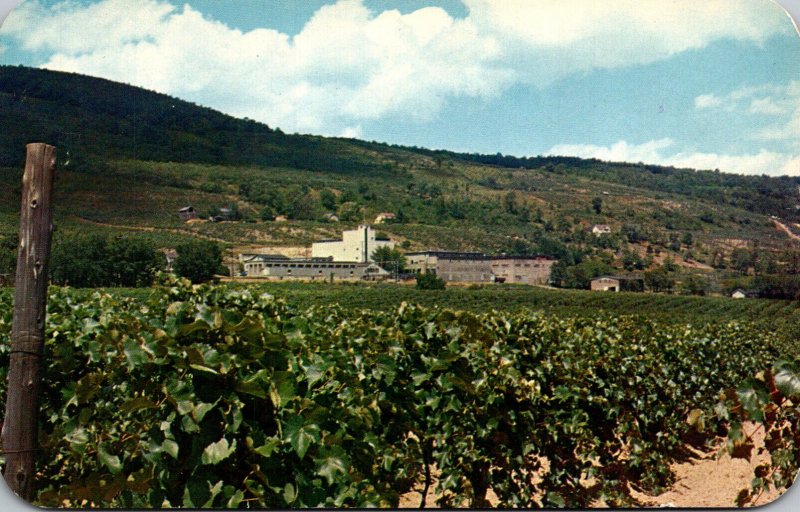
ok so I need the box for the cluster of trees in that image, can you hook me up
[371,247,407,275]
[173,240,226,284]
[44,235,225,287]
[49,234,164,287]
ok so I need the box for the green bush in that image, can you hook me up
[415,272,445,290]
[174,240,224,283]
[49,234,162,287]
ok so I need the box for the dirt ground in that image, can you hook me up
[398,423,785,508]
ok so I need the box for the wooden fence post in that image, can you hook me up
[2,143,57,501]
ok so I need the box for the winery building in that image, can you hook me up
[311,225,394,263]
[239,254,388,281]
[405,251,556,284]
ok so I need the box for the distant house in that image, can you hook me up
[591,275,644,292]
[591,276,621,292]
[374,212,396,224]
[178,206,197,222]
[591,224,612,236]
[731,288,759,299]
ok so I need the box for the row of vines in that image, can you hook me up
[0,276,797,507]
[248,282,800,351]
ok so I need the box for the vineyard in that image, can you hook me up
[0,277,798,507]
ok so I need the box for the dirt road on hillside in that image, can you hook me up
[73,216,229,243]
[773,219,800,242]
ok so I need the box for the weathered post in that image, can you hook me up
[2,143,57,501]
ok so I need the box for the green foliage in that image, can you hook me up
[371,246,406,274]
[680,274,709,296]
[49,234,162,287]
[592,196,602,214]
[415,272,446,290]
[551,258,614,289]
[0,231,17,283]
[174,240,224,283]
[717,359,800,506]
[0,280,788,508]
[319,189,337,211]
[644,266,675,293]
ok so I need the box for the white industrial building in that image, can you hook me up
[311,225,394,263]
[239,254,389,281]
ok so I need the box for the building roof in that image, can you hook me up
[405,251,488,260]
[592,275,642,281]
[491,254,555,261]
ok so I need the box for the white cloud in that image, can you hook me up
[694,94,723,110]
[1,0,793,135]
[694,81,800,150]
[462,0,791,85]
[547,139,800,176]
[548,138,675,164]
[748,97,785,115]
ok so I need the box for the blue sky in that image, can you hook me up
[1,0,799,176]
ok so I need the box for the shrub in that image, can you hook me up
[415,272,445,290]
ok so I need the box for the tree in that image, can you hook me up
[416,272,445,290]
[622,250,645,271]
[680,274,709,296]
[174,240,224,283]
[371,246,406,275]
[320,188,337,211]
[731,248,752,274]
[503,191,518,215]
[592,197,602,214]
[49,234,161,287]
[644,266,675,293]
[105,236,163,287]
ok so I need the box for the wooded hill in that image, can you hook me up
[1,65,800,293]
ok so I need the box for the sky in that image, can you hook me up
[0,0,800,176]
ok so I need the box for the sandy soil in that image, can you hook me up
[398,423,785,508]
[631,423,781,508]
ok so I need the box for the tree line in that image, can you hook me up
[0,232,225,287]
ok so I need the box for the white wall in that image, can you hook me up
[312,225,393,263]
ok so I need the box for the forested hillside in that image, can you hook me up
[2,65,800,295]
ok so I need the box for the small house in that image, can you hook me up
[178,206,197,222]
[374,212,396,224]
[591,275,644,292]
[731,288,759,299]
[591,224,612,236]
[591,276,621,292]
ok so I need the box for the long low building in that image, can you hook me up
[490,256,556,285]
[405,251,492,283]
[405,251,556,284]
[239,254,389,281]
